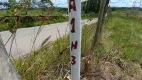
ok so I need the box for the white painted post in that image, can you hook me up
[68,0,82,80]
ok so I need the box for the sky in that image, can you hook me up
[52,0,142,7]
[0,0,141,8]
[110,0,142,7]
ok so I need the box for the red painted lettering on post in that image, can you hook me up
[71,56,76,65]
[70,18,75,33]
[71,41,78,50]
[69,0,76,12]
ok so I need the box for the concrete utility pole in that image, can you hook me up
[0,36,21,80]
[68,0,82,80]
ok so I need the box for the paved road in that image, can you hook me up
[0,18,97,58]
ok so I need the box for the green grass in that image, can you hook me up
[0,9,96,31]
[0,8,68,31]
[13,23,96,80]
[0,10,8,16]
[104,13,142,64]
[0,8,67,16]
[12,11,142,79]
[82,13,98,20]
[0,17,68,31]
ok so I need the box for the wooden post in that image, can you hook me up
[93,0,110,46]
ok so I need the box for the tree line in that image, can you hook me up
[82,0,100,13]
[0,0,53,9]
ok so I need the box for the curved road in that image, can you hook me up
[0,18,97,58]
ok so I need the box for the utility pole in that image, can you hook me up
[68,0,82,80]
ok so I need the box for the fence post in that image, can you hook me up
[68,0,82,80]
[0,36,21,80]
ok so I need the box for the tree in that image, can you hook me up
[38,0,53,11]
[0,0,16,9]
[93,0,110,46]
[82,0,100,13]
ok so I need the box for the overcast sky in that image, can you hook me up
[0,0,141,7]
[48,0,142,7]
[110,0,141,7]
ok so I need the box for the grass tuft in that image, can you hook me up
[13,23,96,80]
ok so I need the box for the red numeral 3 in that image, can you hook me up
[71,56,76,65]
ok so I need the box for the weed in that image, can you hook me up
[13,23,96,79]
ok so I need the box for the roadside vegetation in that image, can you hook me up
[13,22,95,80]
[1,0,142,80]
[13,11,142,80]
[0,9,97,31]
[105,12,142,63]
[0,0,98,32]
[92,12,142,80]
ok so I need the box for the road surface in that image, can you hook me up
[0,18,97,58]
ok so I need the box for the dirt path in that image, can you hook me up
[0,18,97,58]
